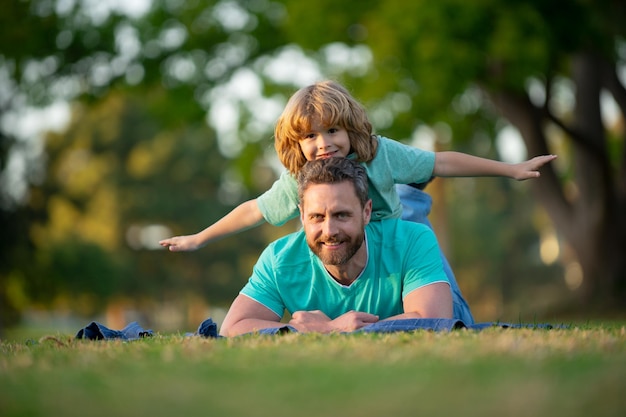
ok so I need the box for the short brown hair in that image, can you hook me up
[275,81,378,175]
[297,158,369,208]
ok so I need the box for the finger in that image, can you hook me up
[537,154,557,164]
[520,172,540,180]
[355,312,378,322]
[364,315,379,323]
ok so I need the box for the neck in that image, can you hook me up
[325,237,368,286]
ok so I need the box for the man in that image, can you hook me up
[219,158,453,336]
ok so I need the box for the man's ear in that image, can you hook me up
[363,199,372,225]
[298,203,304,222]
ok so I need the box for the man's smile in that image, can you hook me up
[322,241,343,248]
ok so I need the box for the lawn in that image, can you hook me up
[1,323,625,417]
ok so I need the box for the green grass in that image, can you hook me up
[1,325,625,417]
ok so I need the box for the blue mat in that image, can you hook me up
[75,318,562,340]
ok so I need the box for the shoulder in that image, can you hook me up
[365,136,396,167]
[372,218,431,233]
[256,170,299,225]
[367,219,434,245]
[257,170,297,199]
[375,135,404,148]
[375,135,393,149]
[376,135,432,156]
[275,170,298,187]
[371,136,426,162]
[260,230,309,264]
[365,221,441,278]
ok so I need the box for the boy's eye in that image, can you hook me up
[328,128,338,134]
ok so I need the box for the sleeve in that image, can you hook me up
[376,137,436,184]
[256,170,301,226]
[400,224,450,299]
[239,245,286,317]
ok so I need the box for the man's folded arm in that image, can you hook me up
[219,294,284,337]
[383,282,453,321]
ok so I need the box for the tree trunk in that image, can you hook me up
[488,53,626,311]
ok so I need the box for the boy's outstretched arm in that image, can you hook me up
[159,199,265,252]
[433,152,557,180]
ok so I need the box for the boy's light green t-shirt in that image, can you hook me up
[256,136,436,225]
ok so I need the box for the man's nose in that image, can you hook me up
[321,217,338,237]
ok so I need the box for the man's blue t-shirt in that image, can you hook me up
[240,219,449,320]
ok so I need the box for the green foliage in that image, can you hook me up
[1,326,626,417]
[18,91,270,311]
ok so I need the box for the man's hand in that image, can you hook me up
[159,234,203,252]
[289,310,379,333]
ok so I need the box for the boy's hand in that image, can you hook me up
[159,235,202,252]
[513,154,557,180]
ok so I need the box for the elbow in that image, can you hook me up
[219,325,238,337]
[218,320,239,337]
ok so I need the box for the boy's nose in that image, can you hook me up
[317,134,331,149]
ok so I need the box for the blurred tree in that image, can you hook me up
[1,0,624,328]
[25,90,280,315]
[0,0,292,326]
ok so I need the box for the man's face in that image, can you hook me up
[300,181,371,266]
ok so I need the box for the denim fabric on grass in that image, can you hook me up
[75,318,562,340]
[194,318,295,338]
[357,318,466,333]
[467,322,563,330]
[195,317,220,337]
[75,321,153,340]
[240,319,563,335]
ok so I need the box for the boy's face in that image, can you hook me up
[298,119,351,162]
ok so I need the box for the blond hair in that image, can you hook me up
[274,80,378,175]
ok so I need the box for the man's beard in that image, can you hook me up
[307,230,365,266]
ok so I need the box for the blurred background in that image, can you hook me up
[1,0,624,336]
